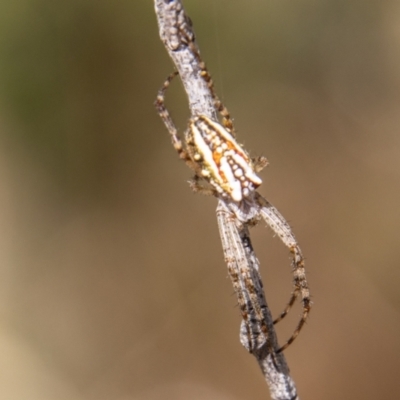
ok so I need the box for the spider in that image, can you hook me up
[154,36,311,353]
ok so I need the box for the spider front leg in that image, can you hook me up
[155,72,201,174]
[155,72,184,155]
[188,174,218,197]
[252,155,269,173]
[255,193,311,353]
[182,36,236,135]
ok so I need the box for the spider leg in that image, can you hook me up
[188,175,218,197]
[180,32,236,135]
[217,201,278,354]
[198,64,235,134]
[217,207,258,352]
[155,72,183,154]
[273,288,299,325]
[155,72,201,174]
[217,203,265,352]
[252,155,269,173]
[255,193,311,353]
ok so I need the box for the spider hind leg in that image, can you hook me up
[255,193,312,352]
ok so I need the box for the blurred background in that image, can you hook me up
[0,0,399,399]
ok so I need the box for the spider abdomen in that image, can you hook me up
[189,115,262,202]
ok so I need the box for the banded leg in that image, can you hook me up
[198,60,235,133]
[180,31,236,134]
[155,72,186,156]
[155,72,202,175]
[252,156,269,173]
[188,175,218,197]
[217,205,261,351]
[256,193,311,352]
[217,201,277,353]
[273,289,299,325]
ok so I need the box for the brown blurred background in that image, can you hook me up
[1,0,400,399]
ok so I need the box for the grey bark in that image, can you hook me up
[154,1,300,399]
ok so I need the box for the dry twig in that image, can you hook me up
[154,1,311,399]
